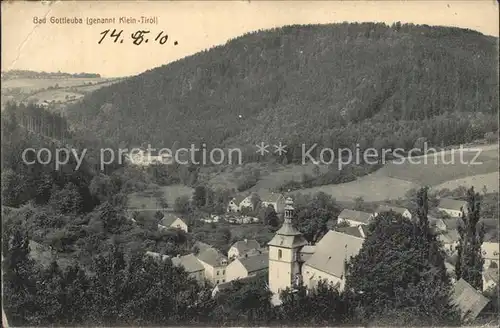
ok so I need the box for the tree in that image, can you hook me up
[49,182,84,214]
[353,196,365,211]
[344,192,460,325]
[192,185,207,208]
[455,187,485,290]
[174,195,192,214]
[262,205,279,227]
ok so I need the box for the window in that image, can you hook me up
[222,279,225,283]
[216,280,219,284]
[216,271,220,276]
[278,249,282,259]
[222,270,225,275]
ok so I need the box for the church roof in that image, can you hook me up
[304,230,364,278]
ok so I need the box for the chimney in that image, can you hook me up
[244,238,248,244]
[176,254,180,258]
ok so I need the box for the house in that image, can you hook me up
[374,205,412,220]
[196,247,228,285]
[171,253,206,285]
[438,230,460,255]
[450,278,490,323]
[481,241,500,270]
[144,251,170,261]
[482,267,499,291]
[259,192,286,214]
[336,225,369,239]
[125,148,173,166]
[428,216,447,233]
[437,198,468,217]
[158,213,188,233]
[442,217,461,231]
[228,239,261,260]
[226,252,269,282]
[267,197,364,305]
[226,195,254,213]
[337,209,373,227]
[302,230,364,292]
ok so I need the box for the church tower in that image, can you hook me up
[267,197,308,304]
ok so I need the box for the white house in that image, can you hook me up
[171,253,206,285]
[228,239,261,260]
[125,148,173,166]
[438,230,460,255]
[482,241,500,270]
[158,213,189,233]
[337,209,373,227]
[226,195,254,213]
[437,198,468,217]
[196,247,228,285]
[374,205,412,220]
[259,192,286,214]
[482,267,499,292]
[225,252,269,283]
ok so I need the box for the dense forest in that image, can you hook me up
[67,23,498,163]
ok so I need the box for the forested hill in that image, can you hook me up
[67,23,498,160]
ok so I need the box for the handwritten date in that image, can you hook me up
[98,29,178,46]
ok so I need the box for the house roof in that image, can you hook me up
[338,209,373,224]
[304,230,364,278]
[376,205,409,215]
[438,198,467,212]
[159,213,184,227]
[239,252,269,273]
[336,226,364,239]
[300,245,316,254]
[438,230,460,244]
[450,278,490,322]
[231,195,247,205]
[171,253,204,273]
[231,239,260,253]
[197,247,228,267]
[443,218,462,230]
[258,191,283,203]
[194,241,212,252]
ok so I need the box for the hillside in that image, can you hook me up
[67,23,498,161]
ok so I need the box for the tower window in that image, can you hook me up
[278,249,282,259]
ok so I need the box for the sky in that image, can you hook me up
[2,0,498,77]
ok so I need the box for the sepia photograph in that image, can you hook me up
[1,0,499,326]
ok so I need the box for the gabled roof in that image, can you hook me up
[438,230,460,244]
[304,230,364,278]
[171,253,204,273]
[231,195,247,205]
[338,209,373,224]
[443,218,461,230]
[300,245,316,254]
[336,226,364,239]
[239,253,269,273]
[438,198,467,212]
[231,239,260,253]
[375,205,409,215]
[197,247,228,267]
[258,191,284,203]
[159,213,184,227]
[450,278,490,322]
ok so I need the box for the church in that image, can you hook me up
[267,197,364,305]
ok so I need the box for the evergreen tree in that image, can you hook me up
[455,187,485,290]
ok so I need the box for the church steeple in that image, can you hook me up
[267,197,308,304]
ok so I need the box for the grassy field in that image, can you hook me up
[431,172,499,193]
[2,77,115,92]
[127,184,194,210]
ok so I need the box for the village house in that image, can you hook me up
[438,230,460,255]
[171,253,206,285]
[259,192,286,214]
[374,205,412,220]
[481,241,500,270]
[226,195,254,213]
[125,148,173,166]
[196,247,229,285]
[158,213,189,233]
[337,209,373,227]
[437,198,468,217]
[450,278,490,323]
[482,267,499,291]
[428,216,448,233]
[144,251,170,261]
[225,252,269,282]
[228,239,261,260]
[267,197,364,305]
